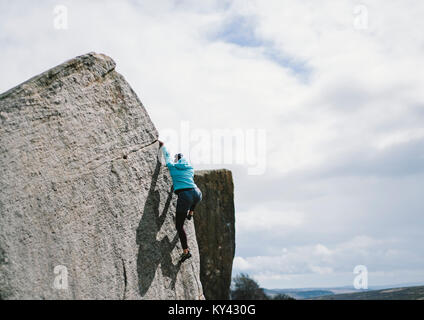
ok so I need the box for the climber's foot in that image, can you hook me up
[180,251,192,263]
[187,210,194,220]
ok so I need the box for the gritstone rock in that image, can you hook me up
[0,53,204,300]
[193,169,235,300]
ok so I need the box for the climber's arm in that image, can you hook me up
[160,144,175,168]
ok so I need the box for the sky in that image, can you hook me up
[1,0,423,289]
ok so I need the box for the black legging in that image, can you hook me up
[175,210,189,250]
[175,187,202,250]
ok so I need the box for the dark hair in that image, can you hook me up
[176,153,183,161]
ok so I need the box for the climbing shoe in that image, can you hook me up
[180,251,192,263]
[187,211,194,220]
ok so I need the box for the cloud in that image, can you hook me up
[233,235,424,288]
[233,256,250,271]
[373,128,424,150]
[236,206,304,234]
[212,14,262,48]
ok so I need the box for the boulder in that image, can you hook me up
[0,53,204,300]
[193,169,235,300]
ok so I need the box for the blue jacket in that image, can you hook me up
[161,146,197,191]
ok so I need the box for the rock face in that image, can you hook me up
[0,53,204,300]
[193,169,235,300]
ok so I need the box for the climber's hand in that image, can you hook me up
[158,140,164,148]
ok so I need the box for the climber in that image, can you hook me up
[158,140,203,263]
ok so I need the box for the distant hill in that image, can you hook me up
[265,288,333,300]
[312,285,424,300]
[264,283,424,300]
[264,287,363,300]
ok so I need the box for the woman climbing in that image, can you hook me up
[158,140,203,263]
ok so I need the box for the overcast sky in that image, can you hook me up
[1,0,423,289]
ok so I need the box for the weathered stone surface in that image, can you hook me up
[193,169,235,300]
[0,53,203,300]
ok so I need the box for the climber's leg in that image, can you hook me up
[176,210,191,262]
[187,187,202,220]
[175,190,191,252]
[176,209,188,250]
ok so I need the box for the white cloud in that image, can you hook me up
[233,235,424,288]
[314,244,332,256]
[233,256,250,271]
[310,265,334,275]
[373,128,424,150]
[236,206,304,234]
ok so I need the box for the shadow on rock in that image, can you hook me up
[136,160,181,297]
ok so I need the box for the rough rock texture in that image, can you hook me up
[0,53,204,300]
[193,169,235,300]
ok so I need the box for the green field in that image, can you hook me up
[312,286,424,300]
